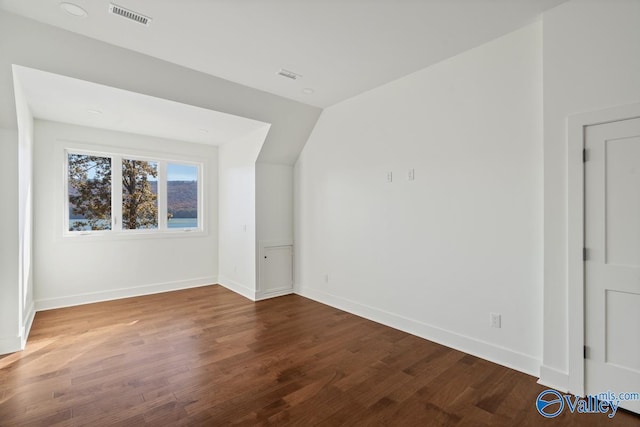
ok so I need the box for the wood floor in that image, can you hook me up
[0,286,638,426]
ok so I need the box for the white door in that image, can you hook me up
[260,245,293,296]
[585,117,640,414]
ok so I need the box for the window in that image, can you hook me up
[66,150,202,235]
[68,154,112,231]
[122,159,158,230]
[167,163,199,229]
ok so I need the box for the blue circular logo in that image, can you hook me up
[536,389,565,418]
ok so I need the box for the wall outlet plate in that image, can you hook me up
[490,313,501,328]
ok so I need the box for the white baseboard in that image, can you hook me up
[35,277,216,311]
[255,287,293,301]
[296,285,541,377]
[538,365,569,393]
[218,276,256,301]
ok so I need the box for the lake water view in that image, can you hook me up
[167,218,198,229]
[69,218,198,231]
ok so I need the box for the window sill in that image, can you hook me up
[63,228,208,241]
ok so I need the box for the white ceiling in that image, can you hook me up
[13,65,270,146]
[1,0,567,108]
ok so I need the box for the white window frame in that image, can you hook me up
[63,144,205,239]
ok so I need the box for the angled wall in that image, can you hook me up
[218,126,270,299]
[0,11,321,165]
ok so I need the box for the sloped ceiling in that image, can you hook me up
[13,65,270,147]
[1,0,567,108]
[0,1,567,163]
[0,11,321,164]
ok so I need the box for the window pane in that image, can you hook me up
[68,153,112,231]
[122,159,158,229]
[167,163,198,229]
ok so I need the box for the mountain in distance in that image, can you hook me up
[69,180,197,219]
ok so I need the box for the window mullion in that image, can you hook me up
[158,161,167,230]
[198,163,203,230]
[112,155,123,231]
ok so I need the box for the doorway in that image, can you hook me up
[583,117,640,414]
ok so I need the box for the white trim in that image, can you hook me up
[259,239,293,248]
[35,277,216,311]
[60,140,206,239]
[538,365,569,393]
[296,285,541,376]
[218,276,256,301]
[20,301,35,349]
[566,101,640,397]
[255,288,293,301]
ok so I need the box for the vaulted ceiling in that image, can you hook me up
[1,0,567,108]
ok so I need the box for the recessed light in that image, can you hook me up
[87,109,102,115]
[302,88,315,94]
[60,2,88,17]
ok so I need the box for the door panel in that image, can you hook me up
[260,245,293,296]
[585,117,640,414]
[606,290,640,372]
[605,138,640,266]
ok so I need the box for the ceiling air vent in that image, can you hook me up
[109,3,152,26]
[277,69,302,80]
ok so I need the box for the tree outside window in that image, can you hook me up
[67,151,200,233]
[122,159,158,229]
[68,154,112,231]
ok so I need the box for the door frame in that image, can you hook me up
[567,101,640,396]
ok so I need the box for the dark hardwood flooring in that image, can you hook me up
[0,285,638,426]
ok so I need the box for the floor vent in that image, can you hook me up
[109,4,152,26]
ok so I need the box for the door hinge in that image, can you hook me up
[583,247,587,261]
[583,148,587,162]
[584,345,588,359]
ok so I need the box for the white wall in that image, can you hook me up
[256,163,294,245]
[0,69,36,355]
[33,120,218,309]
[295,22,543,375]
[540,0,640,389]
[218,126,269,299]
[256,162,294,299]
[0,128,20,354]
[13,70,35,348]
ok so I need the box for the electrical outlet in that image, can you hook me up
[408,168,415,181]
[490,313,501,328]
[386,171,393,183]
[324,274,329,283]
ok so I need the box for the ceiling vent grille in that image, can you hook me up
[109,4,151,26]
[277,69,302,80]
